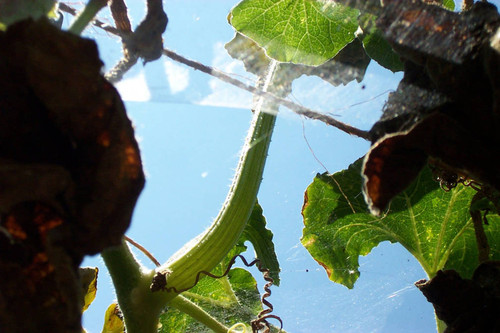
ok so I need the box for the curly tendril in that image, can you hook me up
[150,255,283,332]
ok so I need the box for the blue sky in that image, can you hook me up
[75,0,500,332]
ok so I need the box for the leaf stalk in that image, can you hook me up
[158,60,279,298]
[101,242,164,333]
[169,295,229,333]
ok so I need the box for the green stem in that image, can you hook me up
[101,60,280,333]
[181,291,233,308]
[68,0,108,35]
[218,276,239,304]
[101,242,163,333]
[157,60,279,299]
[169,295,229,333]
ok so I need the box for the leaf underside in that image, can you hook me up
[80,267,98,313]
[229,0,359,66]
[302,158,500,289]
[101,303,125,333]
[243,202,281,285]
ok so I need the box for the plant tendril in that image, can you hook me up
[251,260,283,333]
[150,255,283,332]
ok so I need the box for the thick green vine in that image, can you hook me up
[100,60,279,332]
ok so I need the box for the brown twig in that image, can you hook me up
[59,3,125,36]
[110,0,132,33]
[163,48,371,140]
[60,2,371,141]
[124,0,168,62]
[105,53,138,83]
[106,0,136,81]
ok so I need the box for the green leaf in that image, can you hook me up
[242,202,281,285]
[229,0,359,66]
[159,202,282,331]
[0,0,57,29]
[358,14,404,72]
[79,267,98,312]
[159,241,283,332]
[225,33,370,90]
[443,0,455,10]
[101,303,125,333]
[301,158,500,289]
[361,28,404,72]
[159,268,259,332]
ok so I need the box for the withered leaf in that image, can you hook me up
[416,262,500,332]
[363,1,500,214]
[364,112,500,215]
[122,0,168,62]
[0,18,144,332]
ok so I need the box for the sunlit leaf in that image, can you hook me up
[358,14,403,72]
[160,203,283,330]
[443,0,455,10]
[79,267,98,312]
[229,0,359,66]
[101,303,125,333]
[302,158,500,289]
[159,240,283,332]
[226,33,370,90]
[159,242,254,332]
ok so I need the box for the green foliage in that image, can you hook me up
[79,267,98,313]
[242,202,281,285]
[302,158,500,289]
[226,32,370,92]
[159,267,259,332]
[156,207,284,331]
[358,14,404,72]
[101,303,125,333]
[159,240,282,332]
[228,0,455,71]
[361,28,403,71]
[4,0,496,332]
[443,0,455,10]
[229,0,359,66]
